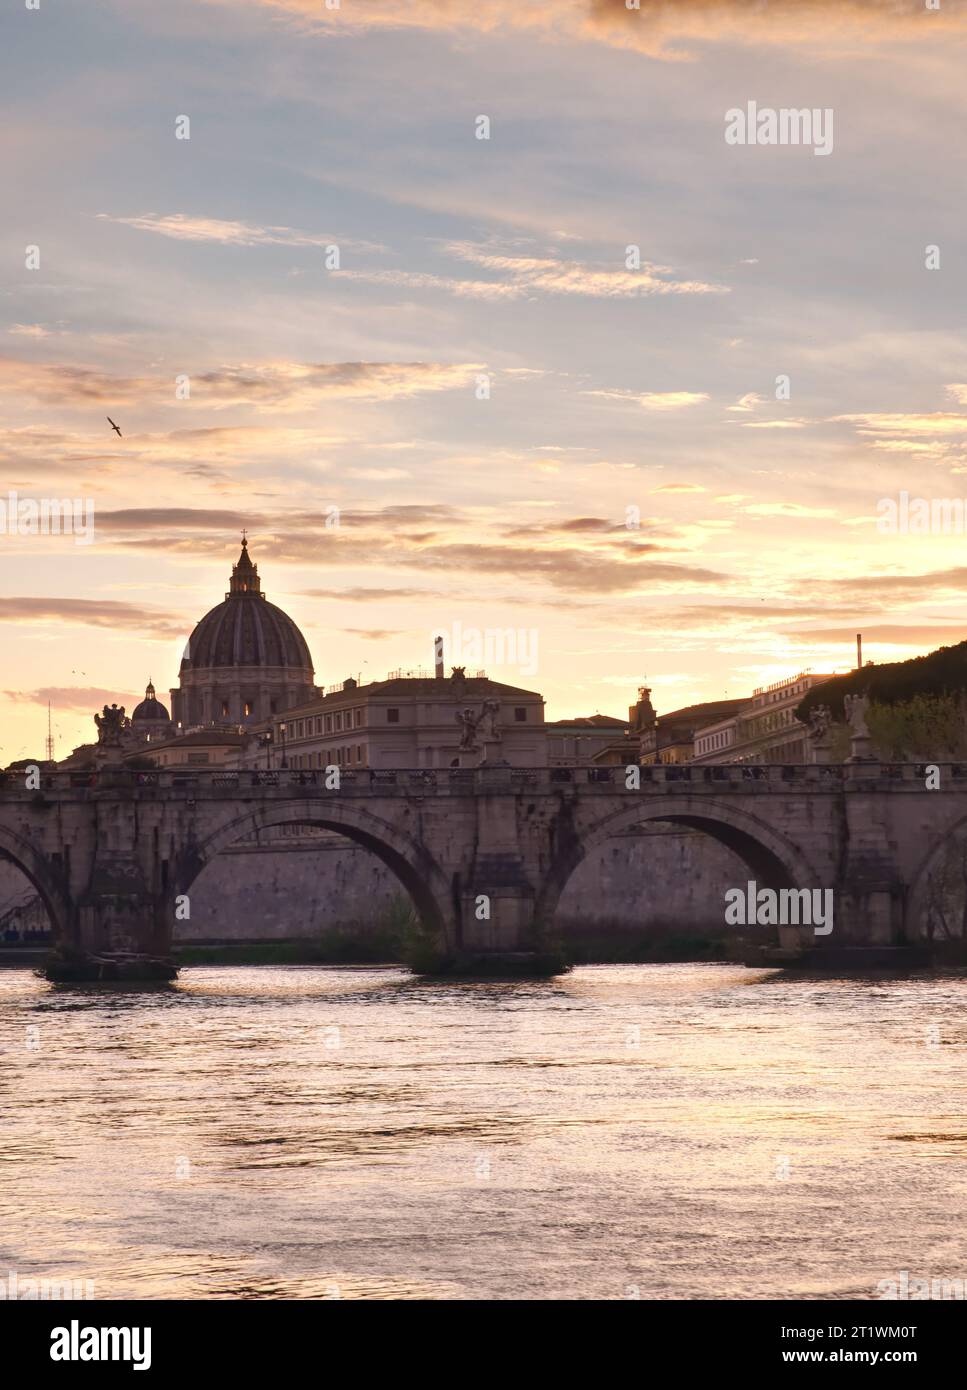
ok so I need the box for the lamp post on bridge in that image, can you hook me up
[259,731,272,770]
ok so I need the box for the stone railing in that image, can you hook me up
[0,762,965,800]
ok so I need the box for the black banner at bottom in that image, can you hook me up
[2,1298,959,1375]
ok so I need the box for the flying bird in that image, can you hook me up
[107,417,122,438]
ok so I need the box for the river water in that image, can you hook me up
[2,962,965,1300]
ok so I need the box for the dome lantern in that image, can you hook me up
[228,533,262,598]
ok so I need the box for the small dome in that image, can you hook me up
[132,680,170,723]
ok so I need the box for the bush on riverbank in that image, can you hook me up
[176,894,418,965]
[175,934,400,965]
[174,899,750,969]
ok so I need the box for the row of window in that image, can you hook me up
[219,699,254,718]
[744,708,795,738]
[759,680,808,707]
[697,729,734,753]
[284,704,530,740]
[286,709,366,740]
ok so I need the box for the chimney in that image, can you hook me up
[856,632,863,670]
[434,635,444,679]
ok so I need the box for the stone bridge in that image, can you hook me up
[1,761,966,969]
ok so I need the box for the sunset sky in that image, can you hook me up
[4,0,967,761]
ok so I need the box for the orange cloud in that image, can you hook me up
[96,212,385,253]
[340,243,726,299]
[211,0,964,59]
[0,358,484,412]
[4,686,143,712]
[585,389,710,409]
[836,412,967,437]
[0,598,184,638]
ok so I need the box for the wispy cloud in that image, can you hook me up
[8,324,56,339]
[339,242,727,300]
[787,624,967,647]
[742,503,839,519]
[81,506,724,597]
[739,419,811,430]
[96,212,385,253]
[0,358,484,412]
[218,0,966,60]
[836,411,967,437]
[4,686,139,712]
[727,393,764,413]
[0,598,184,638]
[447,242,727,298]
[585,389,710,410]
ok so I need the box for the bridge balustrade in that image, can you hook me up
[1,762,965,800]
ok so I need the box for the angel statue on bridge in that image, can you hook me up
[94,703,129,746]
[843,692,871,740]
[455,706,483,751]
[807,703,832,741]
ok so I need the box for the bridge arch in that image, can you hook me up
[0,825,70,943]
[537,794,822,934]
[173,798,455,947]
[905,808,967,941]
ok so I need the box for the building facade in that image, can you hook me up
[546,715,629,766]
[140,730,246,768]
[691,672,834,763]
[247,667,547,771]
[546,689,656,767]
[639,697,748,765]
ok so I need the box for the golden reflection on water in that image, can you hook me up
[2,962,966,1300]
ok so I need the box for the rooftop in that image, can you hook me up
[277,673,543,718]
[139,730,247,752]
[547,714,628,729]
[659,697,748,725]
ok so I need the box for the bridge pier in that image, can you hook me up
[460,879,537,952]
[834,887,901,946]
[50,853,175,981]
[458,775,544,958]
[837,774,906,946]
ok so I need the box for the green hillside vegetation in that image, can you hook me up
[796,640,967,760]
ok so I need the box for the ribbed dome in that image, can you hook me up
[181,539,313,674]
[132,680,170,723]
[186,596,313,669]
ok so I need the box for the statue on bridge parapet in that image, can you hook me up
[481,699,501,743]
[806,703,834,765]
[844,692,874,762]
[94,703,130,765]
[456,705,483,751]
[456,700,503,763]
[94,704,129,746]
